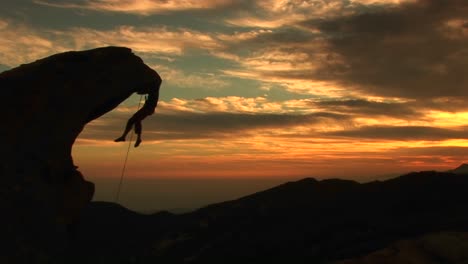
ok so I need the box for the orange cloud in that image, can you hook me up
[34,0,234,15]
[64,26,220,54]
[74,132,468,180]
[216,29,273,42]
[159,96,282,114]
[226,0,413,29]
[439,19,468,39]
[226,0,348,28]
[350,0,415,4]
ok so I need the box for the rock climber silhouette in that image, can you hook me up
[114,74,162,147]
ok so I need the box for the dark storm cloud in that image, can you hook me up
[414,97,468,113]
[328,125,468,141]
[222,0,468,100]
[306,0,468,98]
[313,99,421,119]
[80,111,350,141]
[391,146,468,157]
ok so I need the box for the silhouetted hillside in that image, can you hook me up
[73,202,174,258]
[71,170,468,263]
[451,163,468,174]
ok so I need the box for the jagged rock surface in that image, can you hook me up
[0,47,160,262]
[334,232,468,264]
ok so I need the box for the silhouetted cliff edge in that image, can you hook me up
[0,47,160,262]
[73,170,468,263]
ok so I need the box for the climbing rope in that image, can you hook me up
[115,94,144,203]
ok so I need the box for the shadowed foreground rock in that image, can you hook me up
[0,47,161,262]
[334,232,468,264]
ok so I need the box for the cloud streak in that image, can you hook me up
[34,0,235,15]
[80,109,350,141]
[225,0,413,28]
[328,125,468,141]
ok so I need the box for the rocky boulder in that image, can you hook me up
[334,232,468,264]
[0,46,161,262]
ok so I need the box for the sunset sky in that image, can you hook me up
[1,0,468,211]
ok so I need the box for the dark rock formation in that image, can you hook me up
[0,47,161,262]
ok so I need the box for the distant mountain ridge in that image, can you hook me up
[70,168,468,263]
[450,163,468,174]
